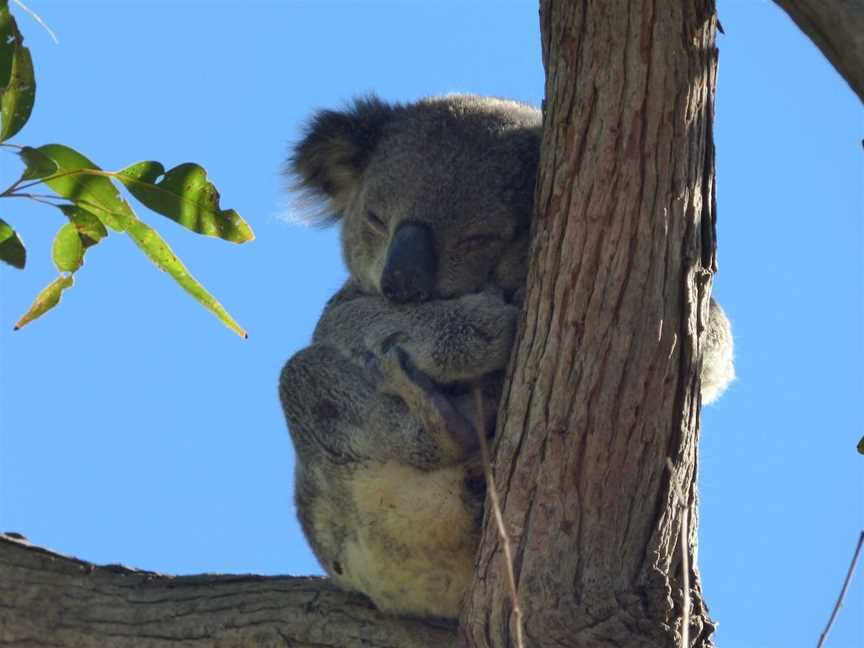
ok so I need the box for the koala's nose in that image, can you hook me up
[381,221,438,304]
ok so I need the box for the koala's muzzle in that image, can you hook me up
[381,221,437,303]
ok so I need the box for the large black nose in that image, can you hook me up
[380,221,437,304]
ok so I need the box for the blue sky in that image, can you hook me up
[0,1,860,646]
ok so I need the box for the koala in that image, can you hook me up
[279,94,734,619]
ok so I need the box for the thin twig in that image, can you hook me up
[12,0,59,44]
[5,192,63,207]
[666,457,691,648]
[2,167,115,198]
[816,530,864,648]
[473,388,525,648]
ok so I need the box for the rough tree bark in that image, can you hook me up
[0,533,456,647]
[460,1,719,646]
[0,1,856,647]
[772,0,864,103]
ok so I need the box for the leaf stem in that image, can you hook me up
[5,192,64,207]
[5,167,116,197]
[0,179,24,197]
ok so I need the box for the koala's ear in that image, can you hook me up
[289,96,397,223]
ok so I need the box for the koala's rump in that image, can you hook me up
[317,459,478,619]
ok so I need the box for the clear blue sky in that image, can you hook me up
[0,1,860,646]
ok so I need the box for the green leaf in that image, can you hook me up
[0,2,15,90]
[0,216,25,268]
[36,144,137,232]
[14,274,73,330]
[116,161,254,243]
[59,204,107,247]
[126,219,247,338]
[0,29,34,142]
[52,222,83,272]
[19,145,57,180]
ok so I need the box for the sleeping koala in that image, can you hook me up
[279,94,734,619]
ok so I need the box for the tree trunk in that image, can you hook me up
[460,1,719,647]
[0,533,456,647]
[772,0,864,103]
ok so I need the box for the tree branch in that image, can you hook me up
[0,533,456,648]
[772,0,864,103]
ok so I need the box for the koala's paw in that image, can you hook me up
[377,344,479,454]
[428,293,519,383]
[376,345,434,398]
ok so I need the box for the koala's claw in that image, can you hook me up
[394,347,436,391]
[380,331,408,355]
[377,344,479,454]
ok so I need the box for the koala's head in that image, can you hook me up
[289,95,541,303]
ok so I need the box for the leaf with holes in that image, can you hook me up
[116,161,253,243]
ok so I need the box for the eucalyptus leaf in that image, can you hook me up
[116,161,254,243]
[36,144,137,232]
[52,222,83,272]
[126,219,247,338]
[0,216,24,268]
[0,35,34,142]
[19,145,57,180]
[59,204,107,247]
[0,1,15,90]
[14,274,73,330]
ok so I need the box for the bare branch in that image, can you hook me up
[0,533,456,648]
[773,0,864,103]
[816,531,864,648]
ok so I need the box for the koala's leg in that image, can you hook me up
[280,343,484,618]
[279,344,370,465]
[701,298,735,405]
[280,343,474,470]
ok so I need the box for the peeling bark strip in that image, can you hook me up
[460,2,719,647]
[0,534,455,648]
[773,0,864,104]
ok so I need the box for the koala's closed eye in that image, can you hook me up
[457,234,500,254]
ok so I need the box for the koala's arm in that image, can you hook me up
[313,282,519,385]
[701,298,735,405]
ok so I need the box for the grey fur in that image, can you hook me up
[279,94,734,619]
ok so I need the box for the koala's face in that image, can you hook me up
[290,95,541,302]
